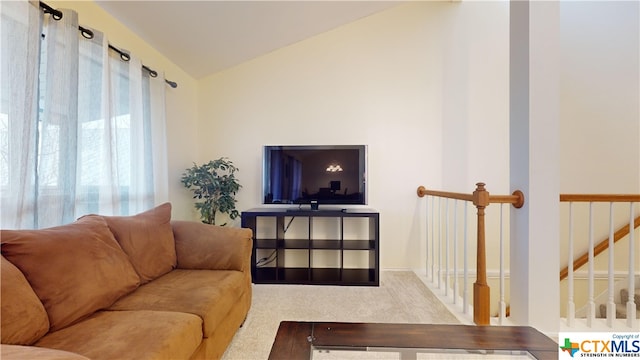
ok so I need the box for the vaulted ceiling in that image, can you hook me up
[96,1,402,79]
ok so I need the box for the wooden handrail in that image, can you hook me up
[560,194,640,202]
[417,186,525,208]
[490,190,525,208]
[559,214,640,281]
[416,183,525,326]
[417,186,474,202]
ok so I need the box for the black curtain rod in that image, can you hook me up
[38,1,177,88]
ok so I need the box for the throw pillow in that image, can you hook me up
[93,203,177,283]
[0,256,50,345]
[1,216,140,331]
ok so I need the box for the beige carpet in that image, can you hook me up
[221,271,460,360]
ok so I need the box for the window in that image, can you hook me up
[0,113,7,188]
[1,2,168,229]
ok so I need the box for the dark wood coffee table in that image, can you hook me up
[269,321,558,360]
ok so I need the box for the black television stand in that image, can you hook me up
[241,208,379,286]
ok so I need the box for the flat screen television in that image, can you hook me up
[262,145,367,207]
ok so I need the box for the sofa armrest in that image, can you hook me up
[171,220,253,272]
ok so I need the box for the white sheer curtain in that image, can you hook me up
[1,1,168,229]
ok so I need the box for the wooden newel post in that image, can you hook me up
[472,182,490,325]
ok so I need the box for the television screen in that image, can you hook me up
[262,145,367,206]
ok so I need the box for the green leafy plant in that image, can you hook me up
[181,157,241,226]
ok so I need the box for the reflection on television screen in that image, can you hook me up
[263,145,367,206]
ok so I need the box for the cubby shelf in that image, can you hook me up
[241,208,379,286]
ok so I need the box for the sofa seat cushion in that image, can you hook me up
[34,310,202,360]
[1,216,140,331]
[109,269,246,337]
[1,344,90,360]
[1,256,49,345]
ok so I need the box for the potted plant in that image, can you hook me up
[181,157,241,226]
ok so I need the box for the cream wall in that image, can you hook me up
[52,1,199,220]
[560,1,640,194]
[557,1,640,316]
[50,1,638,273]
[197,2,511,270]
[558,1,639,266]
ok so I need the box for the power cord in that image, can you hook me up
[283,216,295,233]
[256,250,276,267]
[256,214,297,267]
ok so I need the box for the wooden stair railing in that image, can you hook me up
[559,194,640,281]
[417,183,524,326]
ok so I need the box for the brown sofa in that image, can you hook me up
[0,203,253,360]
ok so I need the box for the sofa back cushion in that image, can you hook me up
[172,220,252,271]
[1,216,140,331]
[1,256,50,345]
[91,203,177,283]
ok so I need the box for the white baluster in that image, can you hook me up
[567,202,575,327]
[606,202,615,327]
[627,202,636,328]
[499,203,506,324]
[430,196,435,283]
[438,197,442,289]
[453,199,458,305]
[463,202,469,314]
[445,199,449,296]
[425,195,429,279]
[587,202,596,327]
